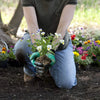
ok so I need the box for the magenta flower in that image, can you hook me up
[79,50,83,55]
[7,50,10,53]
[77,47,83,51]
[76,47,83,55]
[10,45,14,48]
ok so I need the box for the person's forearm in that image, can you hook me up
[55,5,76,47]
[23,7,40,43]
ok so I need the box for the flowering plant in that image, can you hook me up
[7,46,16,60]
[70,27,100,66]
[0,47,8,61]
[27,29,64,56]
[0,46,16,61]
[82,40,100,66]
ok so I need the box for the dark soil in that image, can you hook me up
[0,66,100,100]
[35,55,51,66]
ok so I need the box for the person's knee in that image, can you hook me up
[15,48,25,56]
[55,78,76,89]
[15,48,26,63]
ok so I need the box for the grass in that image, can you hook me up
[72,0,100,28]
[1,0,100,30]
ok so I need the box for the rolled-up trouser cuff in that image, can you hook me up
[23,66,35,77]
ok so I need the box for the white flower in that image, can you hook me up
[68,29,73,34]
[58,34,61,37]
[60,40,64,45]
[55,33,62,38]
[47,45,52,51]
[37,46,42,52]
[39,28,42,32]
[37,28,42,32]
[55,33,59,38]
[43,39,46,43]
[41,32,45,36]
[36,32,40,35]
[75,37,79,41]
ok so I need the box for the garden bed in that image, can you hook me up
[0,66,100,100]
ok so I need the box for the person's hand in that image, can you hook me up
[46,52,55,66]
[30,51,56,77]
[35,52,56,77]
[34,61,45,77]
[30,52,40,67]
[30,52,44,77]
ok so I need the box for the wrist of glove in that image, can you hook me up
[46,52,55,66]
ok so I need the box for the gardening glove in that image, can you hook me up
[30,52,44,77]
[30,52,40,67]
[30,52,43,77]
[46,52,55,66]
[30,52,56,77]
[35,51,56,77]
[34,62,45,77]
[34,52,56,77]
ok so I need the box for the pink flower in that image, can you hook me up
[83,51,88,54]
[77,47,83,51]
[92,53,96,57]
[73,46,76,51]
[79,50,83,55]
[77,47,83,55]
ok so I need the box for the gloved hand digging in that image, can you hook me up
[30,51,55,78]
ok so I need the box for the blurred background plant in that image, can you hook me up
[72,0,100,28]
[0,0,100,67]
[0,47,8,61]
[0,0,100,31]
[0,46,15,61]
[7,45,16,60]
[71,27,100,67]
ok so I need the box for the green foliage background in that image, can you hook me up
[0,0,100,30]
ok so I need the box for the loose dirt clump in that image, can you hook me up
[35,55,51,66]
